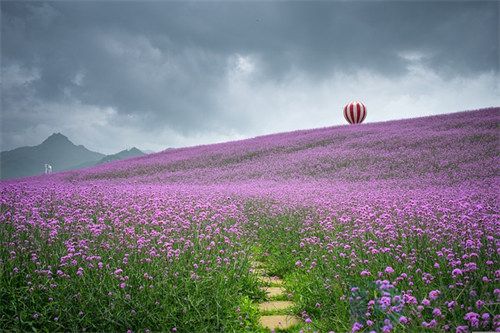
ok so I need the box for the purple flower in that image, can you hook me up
[351,322,363,333]
[446,300,456,309]
[432,308,442,317]
[452,268,463,277]
[464,312,480,328]
[422,320,437,328]
[382,324,393,333]
[385,266,395,274]
[464,262,477,271]
[379,296,392,310]
[404,294,417,304]
[429,290,441,300]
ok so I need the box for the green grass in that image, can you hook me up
[2,207,497,332]
[0,220,263,332]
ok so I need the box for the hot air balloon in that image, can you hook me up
[343,101,367,124]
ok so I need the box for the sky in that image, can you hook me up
[1,1,499,154]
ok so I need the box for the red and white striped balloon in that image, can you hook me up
[343,101,367,124]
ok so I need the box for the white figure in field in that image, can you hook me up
[44,164,52,174]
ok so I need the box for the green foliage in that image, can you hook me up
[0,222,262,332]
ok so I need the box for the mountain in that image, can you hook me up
[0,134,147,179]
[97,147,145,164]
[70,147,145,170]
[0,133,104,179]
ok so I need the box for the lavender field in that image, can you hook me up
[1,108,498,332]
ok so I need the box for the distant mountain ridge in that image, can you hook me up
[98,147,145,164]
[0,133,144,179]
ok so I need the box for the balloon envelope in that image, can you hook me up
[343,101,366,124]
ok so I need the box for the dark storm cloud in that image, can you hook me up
[1,1,498,152]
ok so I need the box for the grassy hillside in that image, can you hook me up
[58,108,498,185]
[1,108,498,332]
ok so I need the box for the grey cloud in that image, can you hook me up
[1,1,498,153]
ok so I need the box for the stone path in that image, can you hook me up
[263,287,285,298]
[250,260,301,331]
[259,301,295,312]
[258,276,284,286]
[259,315,300,331]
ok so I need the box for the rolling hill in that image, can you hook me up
[59,107,498,187]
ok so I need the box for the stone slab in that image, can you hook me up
[250,261,265,269]
[258,301,294,312]
[252,268,267,275]
[258,276,284,286]
[262,286,285,298]
[259,315,300,330]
